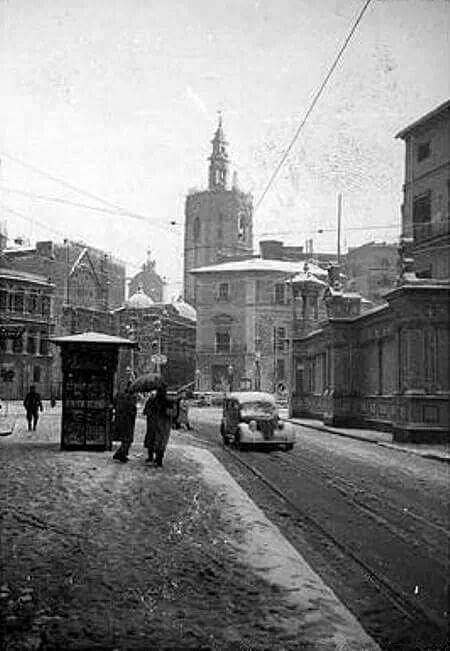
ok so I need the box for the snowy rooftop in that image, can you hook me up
[229,391,276,404]
[0,267,53,286]
[191,257,328,278]
[51,332,136,346]
[171,297,196,321]
[126,287,154,309]
[290,272,327,286]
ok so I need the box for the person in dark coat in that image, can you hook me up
[112,383,138,463]
[143,384,175,467]
[23,386,43,431]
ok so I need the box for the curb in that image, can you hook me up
[284,419,450,464]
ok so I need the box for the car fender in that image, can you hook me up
[238,422,254,444]
[282,423,295,442]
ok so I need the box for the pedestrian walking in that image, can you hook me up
[112,382,138,463]
[23,386,43,431]
[143,384,175,467]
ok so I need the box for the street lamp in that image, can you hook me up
[227,363,234,392]
[254,352,261,391]
[195,368,201,391]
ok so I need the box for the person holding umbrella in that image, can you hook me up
[143,382,175,467]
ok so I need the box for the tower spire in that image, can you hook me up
[208,112,229,190]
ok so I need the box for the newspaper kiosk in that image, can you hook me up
[53,332,136,451]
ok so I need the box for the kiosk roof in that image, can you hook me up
[51,331,136,346]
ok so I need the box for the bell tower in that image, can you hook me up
[184,115,254,307]
[208,113,229,191]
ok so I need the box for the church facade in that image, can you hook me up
[183,117,254,307]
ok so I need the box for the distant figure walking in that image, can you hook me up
[143,384,175,467]
[112,383,138,463]
[23,386,43,431]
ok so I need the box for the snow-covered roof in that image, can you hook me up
[290,272,327,286]
[229,391,276,404]
[0,267,53,286]
[190,257,328,277]
[52,332,136,346]
[126,287,154,309]
[171,297,196,321]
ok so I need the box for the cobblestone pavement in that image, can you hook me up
[0,410,377,650]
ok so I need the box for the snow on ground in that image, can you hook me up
[0,409,377,650]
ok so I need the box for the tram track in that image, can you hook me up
[270,449,449,559]
[227,448,444,628]
[182,424,448,648]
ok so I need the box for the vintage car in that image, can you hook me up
[220,391,295,451]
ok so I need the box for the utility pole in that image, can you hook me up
[337,193,342,264]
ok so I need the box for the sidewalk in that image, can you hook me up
[287,417,450,463]
[0,413,378,650]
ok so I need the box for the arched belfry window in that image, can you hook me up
[238,213,246,240]
[193,217,201,240]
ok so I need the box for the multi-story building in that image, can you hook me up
[183,116,254,307]
[396,99,450,279]
[191,257,327,392]
[1,236,126,396]
[344,241,397,303]
[0,267,54,399]
[3,239,126,316]
[291,102,450,443]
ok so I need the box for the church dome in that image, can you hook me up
[126,286,154,309]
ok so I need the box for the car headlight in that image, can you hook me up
[249,420,257,432]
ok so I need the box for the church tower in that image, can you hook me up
[208,114,229,190]
[183,116,254,307]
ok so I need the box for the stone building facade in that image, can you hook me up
[3,239,125,317]
[183,117,254,307]
[0,267,54,400]
[291,103,450,443]
[1,238,125,397]
[396,99,450,279]
[191,258,327,393]
[292,273,449,443]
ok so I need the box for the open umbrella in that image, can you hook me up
[129,373,164,394]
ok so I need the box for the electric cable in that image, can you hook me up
[255,0,373,212]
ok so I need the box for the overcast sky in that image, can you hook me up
[1,0,448,296]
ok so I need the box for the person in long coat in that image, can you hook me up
[23,385,43,431]
[112,383,137,463]
[143,384,175,467]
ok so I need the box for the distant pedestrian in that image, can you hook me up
[143,384,175,467]
[112,382,138,463]
[23,386,43,431]
[177,391,192,430]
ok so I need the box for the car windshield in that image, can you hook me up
[240,402,277,418]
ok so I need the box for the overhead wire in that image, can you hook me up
[0,185,171,231]
[0,201,145,272]
[254,0,373,212]
[0,152,177,230]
